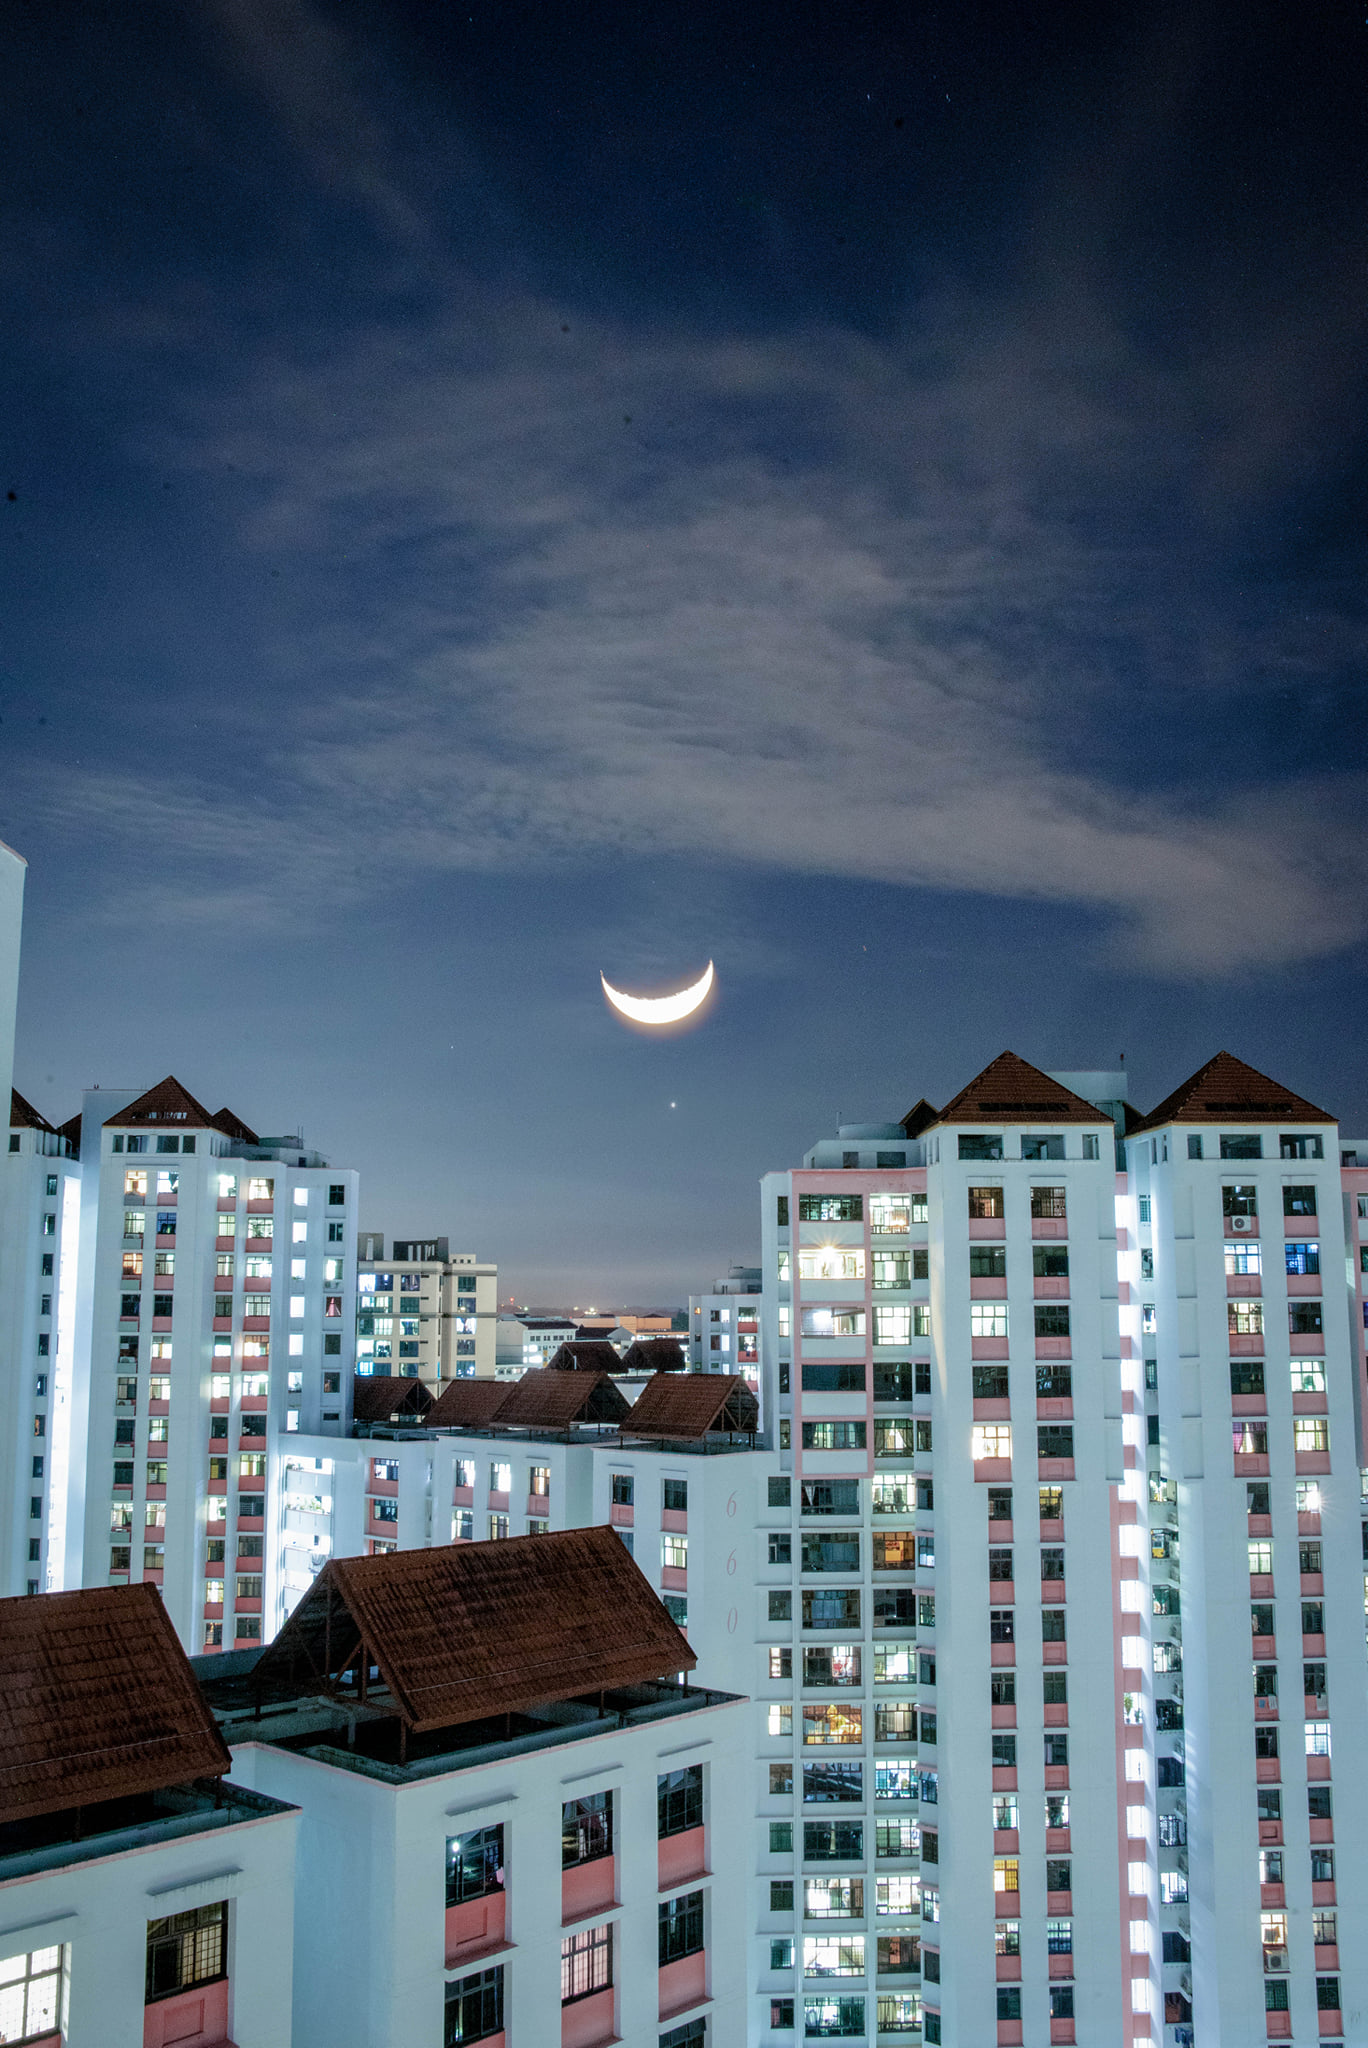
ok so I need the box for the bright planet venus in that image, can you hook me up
[600,960,715,1027]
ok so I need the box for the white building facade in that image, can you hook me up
[355,1236,498,1384]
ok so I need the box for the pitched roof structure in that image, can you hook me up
[546,1340,623,1373]
[932,1051,1103,1127]
[9,1088,54,1133]
[251,1525,694,1730]
[426,1377,515,1430]
[618,1337,687,1375]
[621,1371,759,1440]
[351,1375,434,1424]
[493,1368,631,1431]
[212,1105,260,1145]
[1129,1051,1333,1136]
[102,1075,217,1130]
[898,1097,940,1139]
[57,1112,82,1156]
[0,1583,231,1824]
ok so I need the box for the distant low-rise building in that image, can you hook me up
[688,1266,762,1374]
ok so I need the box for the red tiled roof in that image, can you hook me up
[1129,1051,1333,1135]
[622,1371,759,1440]
[619,1337,687,1374]
[102,1075,218,1130]
[426,1378,515,1429]
[493,1368,630,1430]
[546,1340,623,1373]
[0,1583,230,1823]
[252,1525,694,1731]
[351,1375,434,1423]
[932,1051,1103,1127]
[9,1088,54,1134]
[56,1112,82,1154]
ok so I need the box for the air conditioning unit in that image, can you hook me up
[1230,1214,1252,1233]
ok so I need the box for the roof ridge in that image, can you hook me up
[1129,1049,1333,1134]
[103,1074,220,1130]
[932,1050,1103,1127]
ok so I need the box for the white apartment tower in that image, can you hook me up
[1123,1053,1365,2047]
[1,1091,81,1598]
[74,1076,358,1654]
[755,1054,1152,2048]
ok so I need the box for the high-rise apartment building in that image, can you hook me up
[70,1077,358,1655]
[755,1055,1141,2047]
[689,1266,762,1374]
[1123,1054,1366,2046]
[1,1091,81,1598]
[355,1233,497,1384]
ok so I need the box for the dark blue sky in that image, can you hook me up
[4,0,1366,1301]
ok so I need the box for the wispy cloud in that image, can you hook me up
[17,2,1366,976]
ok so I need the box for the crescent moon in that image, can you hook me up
[601,960,715,1026]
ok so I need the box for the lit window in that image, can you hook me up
[972,1425,1012,1461]
[1305,1721,1331,1757]
[1294,1419,1329,1454]
[971,1304,1009,1339]
[798,1248,866,1280]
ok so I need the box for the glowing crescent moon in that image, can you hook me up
[601,960,715,1026]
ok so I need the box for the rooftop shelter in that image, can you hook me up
[620,1371,759,1444]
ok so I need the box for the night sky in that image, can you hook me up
[4,0,1366,1303]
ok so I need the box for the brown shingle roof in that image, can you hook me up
[932,1051,1103,1127]
[493,1368,630,1430]
[426,1378,515,1429]
[251,1525,694,1731]
[547,1340,623,1373]
[56,1112,82,1157]
[102,1075,218,1130]
[1129,1051,1333,1135]
[619,1337,687,1375]
[9,1088,54,1134]
[0,1583,231,1823]
[622,1372,759,1440]
[351,1375,434,1423]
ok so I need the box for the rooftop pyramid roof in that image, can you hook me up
[932,1051,1103,1128]
[1130,1051,1332,1135]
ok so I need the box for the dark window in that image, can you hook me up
[1046,1859,1071,1893]
[660,2021,708,2048]
[972,1365,1009,1399]
[804,1822,864,1860]
[873,1361,916,1401]
[1038,1426,1074,1460]
[996,1988,1022,2021]
[1040,1548,1065,1581]
[1317,1977,1341,2011]
[988,1548,1013,1581]
[768,1477,791,1508]
[1222,1183,1257,1217]
[1021,1135,1065,1161]
[145,1903,228,2003]
[1308,1785,1332,1820]
[1283,1184,1317,1217]
[806,1589,862,1628]
[659,1890,705,1965]
[563,1792,612,1867]
[658,1765,703,1839]
[611,1473,634,1506]
[969,1246,1007,1278]
[801,1481,860,1516]
[990,1671,1016,1705]
[802,1534,860,1573]
[968,1186,1004,1218]
[960,1135,1004,1160]
[1290,1303,1323,1334]
[769,1533,792,1565]
[989,1610,1014,1643]
[1162,1933,1190,1963]
[445,1966,504,2046]
[1041,1610,1066,1643]
[803,1762,863,1803]
[663,1478,688,1513]
[1036,1363,1072,1398]
[1034,1305,1070,1338]
[777,1196,789,1226]
[1043,1672,1067,1704]
[770,2001,795,2030]
[1156,1758,1185,1787]
[988,1488,1013,1521]
[991,1733,1017,1767]
[1229,1360,1265,1396]
[769,1591,792,1620]
[328,1183,345,1205]
[1220,1134,1262,1159]
[802,1363,867,1393]
[447,1825,504,1905]
[1049,1986,1074,2020]
[798,1195,862,1222]
[1032,1246,1069,1278]
[1264,1981,1289,2013]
